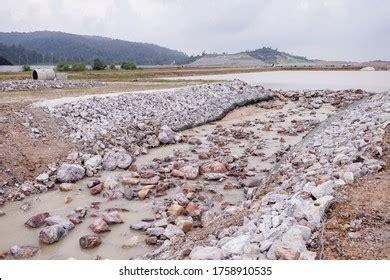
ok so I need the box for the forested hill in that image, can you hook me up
[246,47,312,64]
[0,43,44,65]
[0,31,189,65]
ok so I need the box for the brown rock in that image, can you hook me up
[122,177,140,185]
[168,203,186,216]
[59,183,77,192]
[145,236,158,245]
[200,161,227,174]
[275,246,300,260]
[138,189,150,200]
[175,216,193,233]
[25,212,50,228]
[89,218,111,233]
[64,196,72,204]
[0,250,9,259]
[90,183,104,195]
[79,235,102,249]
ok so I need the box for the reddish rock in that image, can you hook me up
[79,235,102,249]
[138,189,150,200]
[90,183,104,195]
[10,245,39,259]
[0,250,9,259]
[198,152,209,160]
[145,236,158,245]
[140,169,156,179]
[25,212,50,228]
[185,202,200,216]
[89,218,111,233]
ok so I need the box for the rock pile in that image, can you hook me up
[46,80,273,153]
[0,79,104,92]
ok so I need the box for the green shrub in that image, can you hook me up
[72,63,86,71]
[56,62,70,72]
[121,61,137,70]
[22,65,31,72]
[93,58,106,70]
[109,63,116,70]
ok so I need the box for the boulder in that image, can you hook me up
[102,150,133,171]
[39,225,68,244]
[59,183,77,192]
[168,203,186,216]
[84,155,102,171]
[221,235,251,256]
[311,180,334,199]
[90,183,104,195]
[158,125,176,144]
[102,211,123,224]
[122,177,140,185]
[56,163,85,183]
[89,218,111,233]
[163,224,185,239]
[44,216,75,231]
[146,227,165,237]
[25,212,50,228]
[10,245,39,259]
[35,173,49,182]
[79,235,102,249]
[200,161,227,174]
[175,216,193,233]
[190,246,222,260]
[179,165,199,180]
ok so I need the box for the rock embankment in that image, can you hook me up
[149,91,389,260]
[0,80,104,92]
[46,80,273,153]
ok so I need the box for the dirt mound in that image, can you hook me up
[0,103,73,187]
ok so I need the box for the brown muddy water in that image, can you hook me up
[0,100,334,259]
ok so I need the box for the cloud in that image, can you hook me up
[1,0,389,61]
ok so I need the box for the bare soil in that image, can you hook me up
[0,103,72,185]
[322,127,390,259]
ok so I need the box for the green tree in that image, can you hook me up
[56,62,70,72]
[72,63,86,71]
[93,58,106,70]
[121,61,137,70]
[109,63,116,70]
[22,65,31,71]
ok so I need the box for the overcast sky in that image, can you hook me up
[1,0,389,61]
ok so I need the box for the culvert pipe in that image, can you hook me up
[32,69,56,80]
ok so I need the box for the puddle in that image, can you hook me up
[0,100,335,259]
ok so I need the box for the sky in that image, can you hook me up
[1,0,389,61]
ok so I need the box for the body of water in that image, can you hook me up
[174,70,390,92]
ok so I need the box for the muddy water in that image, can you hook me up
[0,100,334,259]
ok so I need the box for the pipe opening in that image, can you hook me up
[32,70,38,80]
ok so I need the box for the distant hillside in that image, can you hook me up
[0,55,12,65]
[246,47,312,64]
[189,47,313,67]
[0,31,189,65]
[0,43,44,65]
[190,53,265,67]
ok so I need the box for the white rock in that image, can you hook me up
[190,246,222,260]
[221,234,251,256]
